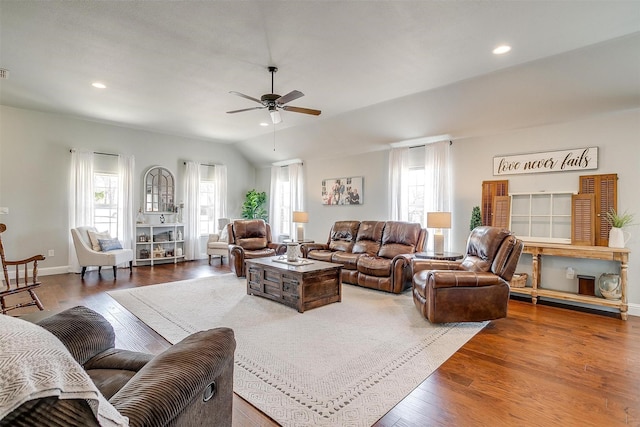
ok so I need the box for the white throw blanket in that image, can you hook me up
[0,314,128,426]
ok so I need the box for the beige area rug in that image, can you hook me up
[108,274,486,427]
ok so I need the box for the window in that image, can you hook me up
[408,167,425,225]
[199,165,218,236]
[94,172,119,237]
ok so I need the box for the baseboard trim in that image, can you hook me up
[627,303,640,318]
[40,266,72,276]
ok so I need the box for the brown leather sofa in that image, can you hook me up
[228,219,285,277]
[411,226,523,323]
[301,220,426,293]
[2,306,235,427]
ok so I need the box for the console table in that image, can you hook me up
[510,242,630,320]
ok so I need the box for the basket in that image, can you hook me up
[510,273,528,288]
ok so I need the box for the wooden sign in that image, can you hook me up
[493,147,598,176]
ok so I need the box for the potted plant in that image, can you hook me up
[241,189,268,221]
[605,209,634,248]
[470,206,482,231]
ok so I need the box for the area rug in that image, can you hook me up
[108,274,486,426]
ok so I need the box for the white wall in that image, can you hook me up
[298,109,640,309]
[0,105,256,271]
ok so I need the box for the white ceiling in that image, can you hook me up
[1,1,639,166]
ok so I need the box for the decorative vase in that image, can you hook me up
[598,273,621,300]
[286,243,299,262]
[608,227,630,248]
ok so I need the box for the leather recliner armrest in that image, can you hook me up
[111,327,236,427]
[411,259,463,274]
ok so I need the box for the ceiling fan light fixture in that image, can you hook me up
[269,108,282,124]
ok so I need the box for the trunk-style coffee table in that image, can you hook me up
[245,256,342,313]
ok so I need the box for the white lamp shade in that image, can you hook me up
[292,211,308,223]
[427,212,451,229]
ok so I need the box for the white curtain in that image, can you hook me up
[183,161,201,260]
[424,140,452,250]
[213,164,228,226]
[117,155,135,256]
[269,166,283,239]
[288,163,305,238]
[269,163,305,240]
[68,150,94,273]
[388,147,409,220]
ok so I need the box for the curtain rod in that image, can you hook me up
[183,162,220,167]
[69,149,118,157]
[409,140,452,149]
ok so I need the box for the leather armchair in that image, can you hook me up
[228,219,284,277]
[412,226,523,323]
[2,306,235,427]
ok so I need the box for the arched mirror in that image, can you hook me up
[144,166,175,213]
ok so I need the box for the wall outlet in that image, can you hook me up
[0,207,8,214]
[566,267,575,279]
[48,249,55,257]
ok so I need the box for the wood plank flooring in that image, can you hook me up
[8,261,639,426]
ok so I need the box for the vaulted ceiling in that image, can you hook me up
[2,1,639,166]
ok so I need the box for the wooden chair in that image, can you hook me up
[0,223,45,314]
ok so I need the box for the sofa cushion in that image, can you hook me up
[327,221,360,252]
[332,251,361,270]
[98,238,123,252]
[243,248,276,259]
[357,254,392,277]
[308,249,335,262]
[378,221,422,259]
[352,221,385,254]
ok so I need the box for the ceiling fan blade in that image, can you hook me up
[229,91,264,105]
[282,105,322,116]
[276,90,304,106]
[226,106,265,114]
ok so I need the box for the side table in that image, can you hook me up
[415,251,463,261]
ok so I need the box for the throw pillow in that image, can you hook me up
[219,225,229,243]
[87,230,111,252]
[98,238,123,252]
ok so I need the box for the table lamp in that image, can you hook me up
[427,212,451,255]
[292,211,309,242]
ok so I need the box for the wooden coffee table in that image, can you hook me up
[245,256,342,313]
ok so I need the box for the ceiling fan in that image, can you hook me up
[227,66,321,124]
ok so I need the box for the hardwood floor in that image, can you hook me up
[9,261,639,426]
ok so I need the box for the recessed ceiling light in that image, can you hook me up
[92,82,107,89]
[260,122,270,127]
[492,45,512,55]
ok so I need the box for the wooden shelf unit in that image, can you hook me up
[510,242,630,319]
[135,223,185,266]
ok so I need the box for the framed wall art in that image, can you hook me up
[321,176,363,205]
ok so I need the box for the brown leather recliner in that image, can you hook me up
[412,226,523,323]
[228,219,284,277]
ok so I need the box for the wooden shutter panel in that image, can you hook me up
[579,174,617,246]
[492,196,511,229]
[481,180,508,226]
[572,193,595,246]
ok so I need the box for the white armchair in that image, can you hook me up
[71,226,133,278]
[207,218,230,265]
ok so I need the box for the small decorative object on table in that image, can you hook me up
[286,242,299,262]
[160,214,165,224]
[510,273,528,288]
[139,248,150,259]
[598,273,621,300]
